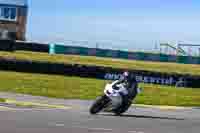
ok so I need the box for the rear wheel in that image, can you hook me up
[90,95,110,115]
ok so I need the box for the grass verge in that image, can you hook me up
[0,98,6,102]
[0,70,199,107]
[0,51,200,75]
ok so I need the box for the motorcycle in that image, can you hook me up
[89,80,141,115]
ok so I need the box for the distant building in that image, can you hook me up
[0,0,28,41]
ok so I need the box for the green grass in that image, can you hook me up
[0,98,6,102]
[0,50,200,106]
[1,51,200,76]
[0,70,200,106]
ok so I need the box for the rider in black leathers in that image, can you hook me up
[112,71,138,114]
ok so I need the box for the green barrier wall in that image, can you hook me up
[51,44,200,64]
[54,45,66,54]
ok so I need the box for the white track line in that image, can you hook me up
[128,131,145,133]
[72,126,113,131]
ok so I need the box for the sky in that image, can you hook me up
[26,0,200,51]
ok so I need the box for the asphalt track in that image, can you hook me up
[0,94,200,133]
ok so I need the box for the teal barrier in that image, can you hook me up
[96,49,107,57]
[119,51,129,59]
[177,56,188,64]
[49,43,200,65]
[132,52,145,60]
[159,54,169,62]
[79,47,89,56]
[54,45,66,54]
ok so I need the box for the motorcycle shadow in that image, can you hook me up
[99,113,185,121]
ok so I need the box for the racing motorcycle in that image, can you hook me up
[89,80,141,115]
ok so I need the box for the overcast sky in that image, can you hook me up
[26,0,200,51]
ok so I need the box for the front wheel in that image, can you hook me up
[89,95,110,115]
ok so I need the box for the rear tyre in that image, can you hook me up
[89,95,110,115]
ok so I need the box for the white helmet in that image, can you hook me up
[123,71,129,76]
[123,71,129,79]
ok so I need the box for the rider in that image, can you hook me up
[112,71,138,112]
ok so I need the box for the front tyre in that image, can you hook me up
[89,95,110,115]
